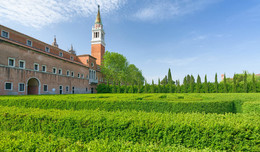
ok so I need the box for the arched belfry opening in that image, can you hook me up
[27,78,40,95]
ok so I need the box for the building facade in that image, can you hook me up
[0,6,105,95]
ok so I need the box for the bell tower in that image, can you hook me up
[91,5,105,66]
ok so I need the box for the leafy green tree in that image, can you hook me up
[204,75,208,93]
[215,73,218,93]
[196,75,201,93]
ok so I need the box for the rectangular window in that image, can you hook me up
[42,65,46,72]
[59,52,63,57]
[34,63,39,71]
[81,74,84,78]
[53,67,57,74]
[66,86,69,92]
[1,30,9,38]
[8,58,15,67]
[67,70,70,76]
[78,73,80,78]
[19,60,25,69]
[18,83,25,92]
[27,40,32,46]
[45,47,50,52]
[70,56,74,60]
[58,69,62,75]
[43,84,48,92]
[59,85,63,94]
[71,71,74,77]
[5,82,12,90]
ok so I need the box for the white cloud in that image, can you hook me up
[134,0,221,21]
[0,0,126,28]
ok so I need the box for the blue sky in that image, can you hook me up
[1,0,260,83]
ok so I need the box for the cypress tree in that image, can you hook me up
[190,75,195,93]
[176,80,181,93]
[204,75,208,93]
[168,68,172,84]
[196,75,201,93]
[183,76,187,93]
[252,73,256,93]
[168,68,173,93]
[244,71,248,93]
[144,80,148,93]
[233,74,237,93]
[224,74,227,93]
[151,80,155,93]
[158,78,161,93]
[215,73,218,93]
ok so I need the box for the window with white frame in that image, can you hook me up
[27,40,32,46]
[53,67,57,74]
[34,63,39,71]
[43,84,48,92]
[42,65,46,72]
[5,82,12,90]
[71,71,74,77]
[45,47,50,52]
[19,60,25,69]
[78,73,80,78]
[18,83,25,92]
[1,30,9,38]
[8,58,15,67]
[59,52,63,57]
[70,56,74,60]
[58,69,62,75]
[81,74,84,78]
[66,86,69,92]
[91,62,94,67]
[67,70,70,76]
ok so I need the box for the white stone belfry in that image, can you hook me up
[91,5,105,47]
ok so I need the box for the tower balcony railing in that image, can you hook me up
[89,78,98,84]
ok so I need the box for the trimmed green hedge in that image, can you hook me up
[242,101,260,113]
[0,106,259,151]
[0,131,216,152]
[0,96,237,114]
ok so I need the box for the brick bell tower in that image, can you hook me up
[91,5,105,66]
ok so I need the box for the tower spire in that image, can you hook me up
[52,35,58,48]
[95,5,102,25]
